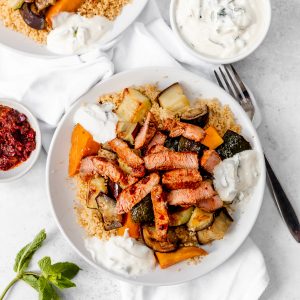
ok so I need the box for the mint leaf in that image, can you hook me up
[49,276,76,289]
[22,274,39,291]
[14,229,46,273]
[50,262,81,279]
[38,256,52,276]
[38,276,60,300]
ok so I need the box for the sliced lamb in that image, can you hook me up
[200,150,222,173]
[145,131,167,154]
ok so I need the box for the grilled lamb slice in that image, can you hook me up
[147,145,170,155]
[163,119,206,142]
[80,156,137,188]
[134,112,157,149]
[109,138,144,169]
[146,132,167,155]
[162,169,202,190]
[116,173,160,214]
[200,150,222,173]
[197,195,223,212]
[144,151,198,171]
[167,181,216,206]
[151,185,169,241]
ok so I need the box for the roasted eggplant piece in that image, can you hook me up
[178,137,208,156]
[116,122,140,145]
[116,88,151,123]
[169,207,194,226]
[174,226,198,246]
[197,208,233,244]
[142,226,179,252]
[20,3,45,30]
[86,176,107,209]
[181,106,209,128]
[187,208,214,231]
[158,83,190,114]
[96,193,123,230]
[107,178,122,199]
[164,137,180,151]
[131,194,154,223]
[216,130,251,159]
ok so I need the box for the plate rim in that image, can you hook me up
[46,66,266,286]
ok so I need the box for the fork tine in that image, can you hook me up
[230,65,251,99]
[224,65,243,102]
[214,70,225,90]
[218,67,235,98]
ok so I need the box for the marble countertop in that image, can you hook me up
[1,0,299,299]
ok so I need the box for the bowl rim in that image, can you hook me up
[0,99,42,183]
[169,0,272,64]
[46,66,266,286]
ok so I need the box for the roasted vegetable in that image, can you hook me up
[20,3,45,30]
[156,246,207,269]
[116,88,151,123]
[197,208,233,244]
[178,137,208,156]
[131,195,154,224]
[164,137,180,151]
[117,212,140,239]
[158,83,190,114]
[142,226,178,253]
[169,207,194,226]
[46,0,84,26]
[86,176,107,209]
[116,122,140,145]
[174,226,198,246]
[68,124,100,176]
[216,130,251,159]
[96,193,123,230]
[187,208,214,231]
[107,178,122,199]
[201,126,224,150]
[181,106,209,128]
[8,0,24,9]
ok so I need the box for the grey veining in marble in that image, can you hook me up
[0,0,300,299]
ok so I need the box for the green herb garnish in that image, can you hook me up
[0,229,80,300]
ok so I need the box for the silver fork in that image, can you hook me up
[214,64,300,243]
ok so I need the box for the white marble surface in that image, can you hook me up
[1,0,300,299]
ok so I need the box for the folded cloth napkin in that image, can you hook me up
[119,239,269,300]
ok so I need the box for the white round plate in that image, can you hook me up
[46,67,266,286]
[0,99,41,182]
[0,0,148,56]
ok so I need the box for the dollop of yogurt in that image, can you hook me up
[47,13,111,55]
[85,232,156,276]
[175,0,264,58]
[213,150,260,202]
[73,103,117,143]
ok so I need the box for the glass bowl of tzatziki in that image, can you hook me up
[170,0,271,64]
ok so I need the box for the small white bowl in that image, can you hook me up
[170,0,272,64]
[0,99,41,183]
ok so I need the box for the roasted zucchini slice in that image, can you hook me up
[216,130,251,159]
[96,193,123,230]
[86,176,107,209]
[131,195,154,224]
[187,208,214,231]
[178,137,208,156]
[169,207,194,226]
[158,83,190,114]
[142,226,179,253]
[116,88,152,123]
[164,137,180,151]
[197,208,233,244]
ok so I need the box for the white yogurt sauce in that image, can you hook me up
[85,232,156,276]
[73,103,117,144]
[175,0,264,59]
[213,150,260,202]
[47,12,111,55]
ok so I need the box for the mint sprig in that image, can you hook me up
[0,229,80,300]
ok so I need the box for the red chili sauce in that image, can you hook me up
[0,105,36,171]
